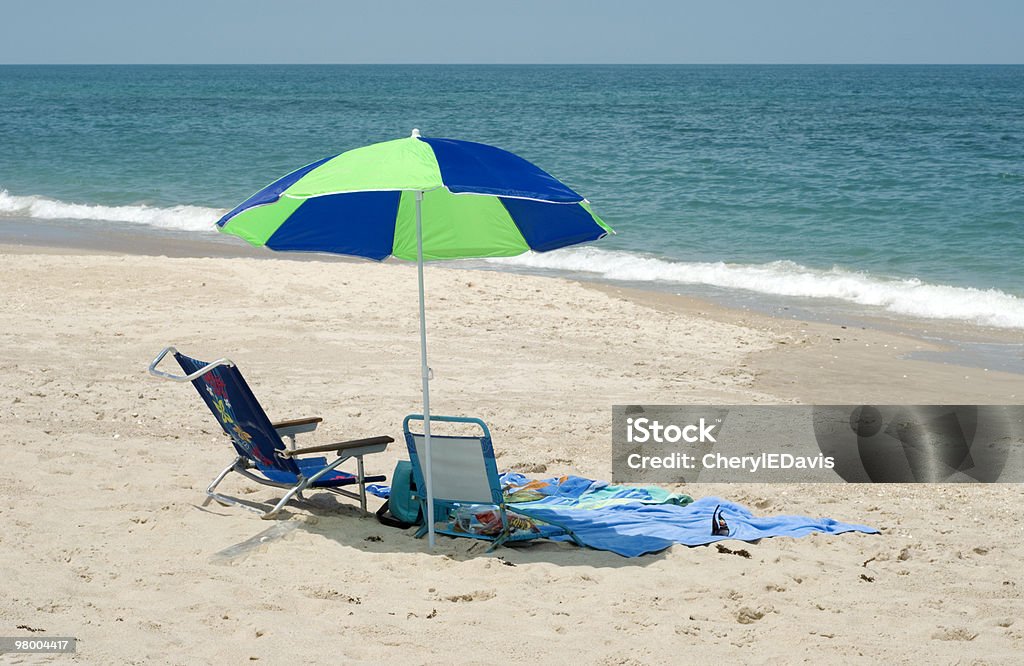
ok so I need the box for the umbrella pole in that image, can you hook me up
[414,190,436,548]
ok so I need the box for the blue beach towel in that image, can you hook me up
[368,473,878,557]
[517,495,877,557]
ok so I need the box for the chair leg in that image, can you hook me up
[207,452,379,520]
[357,456,367,514]
[205,457,242,507]
[414,500,429,538]
[261,483,305,519]
[261,459,340,519]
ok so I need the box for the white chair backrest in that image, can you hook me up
[411,434,495,504]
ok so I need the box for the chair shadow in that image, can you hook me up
[205,491,670,569]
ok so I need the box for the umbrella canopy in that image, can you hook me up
[217,131,612,259]
[216,130,613,547]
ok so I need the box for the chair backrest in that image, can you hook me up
[175,352,299,474]
[403,415,504,507]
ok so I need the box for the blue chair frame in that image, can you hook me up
[403,414,578,550]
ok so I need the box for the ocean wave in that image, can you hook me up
[4,188,1022,329]
[488,247,1024,329]
[0,190,223,232]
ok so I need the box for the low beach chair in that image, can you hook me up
[403,414,577,549]
[148,346,392,519]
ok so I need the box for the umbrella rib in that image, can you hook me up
[283,186,446,200]
[281,187,586,205]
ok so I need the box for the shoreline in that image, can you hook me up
[3,216,1023,386]
[593,283,1024,404]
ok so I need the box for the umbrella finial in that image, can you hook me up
[410,128,421,138]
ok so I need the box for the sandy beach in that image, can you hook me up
[1,243,1022,664]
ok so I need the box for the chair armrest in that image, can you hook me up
[272,416,323,438]
[280,435,393,458]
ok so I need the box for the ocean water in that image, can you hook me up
[2,65,1023,328]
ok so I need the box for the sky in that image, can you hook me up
[1,0,1022,65]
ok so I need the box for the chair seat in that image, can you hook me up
[257,457,386,488]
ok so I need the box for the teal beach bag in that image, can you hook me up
[375,460,422,528]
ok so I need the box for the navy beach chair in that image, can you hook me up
[149,347,392,519]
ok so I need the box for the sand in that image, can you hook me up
[1,247,1023,664]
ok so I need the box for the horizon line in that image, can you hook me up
[2,62,1023,67]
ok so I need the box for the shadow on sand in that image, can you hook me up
[204,492,670,569]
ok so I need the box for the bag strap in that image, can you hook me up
[375,499,417,529]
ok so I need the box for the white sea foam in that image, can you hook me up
[0,189,224,232]
[489,247,1024,330]
[4,189,1021,329]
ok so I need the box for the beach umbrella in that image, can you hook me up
[216,130,613,546]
